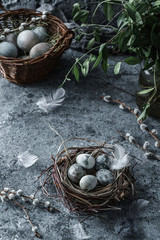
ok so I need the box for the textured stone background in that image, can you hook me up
[0,1,160,240]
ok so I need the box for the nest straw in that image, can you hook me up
[40,137,135,215]
[0,2,74,84]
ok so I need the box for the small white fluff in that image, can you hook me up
[125,132,130,138]
[16,189,23,196]
[10,190,16,194]
[43,11,49,15]
[103,95,111,103]
[144,152,152,159]
[36,88,65,113]
[4,28,11,33]
[33,198,39,205]
[119,104,125,110]
[154,141,159,148]
[129,136,135,143]
[30,194,34,199]
[109,144,130,170]
[8,193,15,200]
[4,187,9,192]
[134,108,139,115]
[143,141,149,149]
[151,129,158,135]
[17,150,38,168]
[44,201,50,208]
[32,226,38,233]
[31,17,36,22]
[1,191,6,195]
[19,26,24,31]
[41,15,47,20]
[140,124,148,132]
[0,35,5,41]
[21,22,27,27]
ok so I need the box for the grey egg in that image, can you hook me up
[17,30,39,52]
[29,42,50,58]
[5,33,18,47]
[96,169,114,186]
[33,27,48,42]
[0,42,18,58]
[96,154,109,170]
[76,154,95,169]
[79,175,97,191]
[68,163,84,183]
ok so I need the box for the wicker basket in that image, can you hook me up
[0,2,74,84]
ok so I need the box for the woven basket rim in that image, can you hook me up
[0,8,74,63]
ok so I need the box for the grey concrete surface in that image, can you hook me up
[0,49,160,240]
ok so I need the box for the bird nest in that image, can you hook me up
[41,138,135,214]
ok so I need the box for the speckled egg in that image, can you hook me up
[96,154,109,170]
[29,42,50,58]
[17,30,39,52]
[76,154,95,169]
[68,163,84,183]
[5,33,18,47]
[33,27,48,42]
[0,42,18,58]
[79,175,97,191]
[96,169,114,186]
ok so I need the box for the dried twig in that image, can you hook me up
[100,95,160,146]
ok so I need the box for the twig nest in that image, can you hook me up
[29,42,50,58]
[33,27,48,42]
[96,169,114,186]
[68,163,84,183]
[17,30,39,52]
[96,154,109,170]
[0,42,18,58]
[76,153,95,169]
[79,175,97,191]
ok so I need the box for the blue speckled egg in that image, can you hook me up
[96,169,114,186]
[0,42,18,58]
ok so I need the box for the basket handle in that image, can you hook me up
[0,1,8,12]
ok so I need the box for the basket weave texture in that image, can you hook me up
[0,2,74,84]
[48,138,135,214]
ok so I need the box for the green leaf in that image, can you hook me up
[137,103,150,121]
[101,59,108,73]
[99,43,106,53]
[117,12,126,28]
[86,38,95,50]
[72,3,80,16]
[125,3,136,21]
[124,56,140,65]
[92,52,102,70]
[127,34,136,46]
[73,10,89,23]
[114,62,122,74]
[89,54,97,62]
[81,59,90,77]
[150,23,158,48]
[103,3,114,21]
[102,44,109,60]
[73,64,79,82]
[138,87,155,95]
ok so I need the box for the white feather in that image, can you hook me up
[36,87,65,113]
[109,144,130,170]
[70,221,91,240]
[131,199,150,212]
[17,150,38,168]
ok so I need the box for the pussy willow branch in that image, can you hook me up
[100,95,160,145]
[118,131,160,161]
